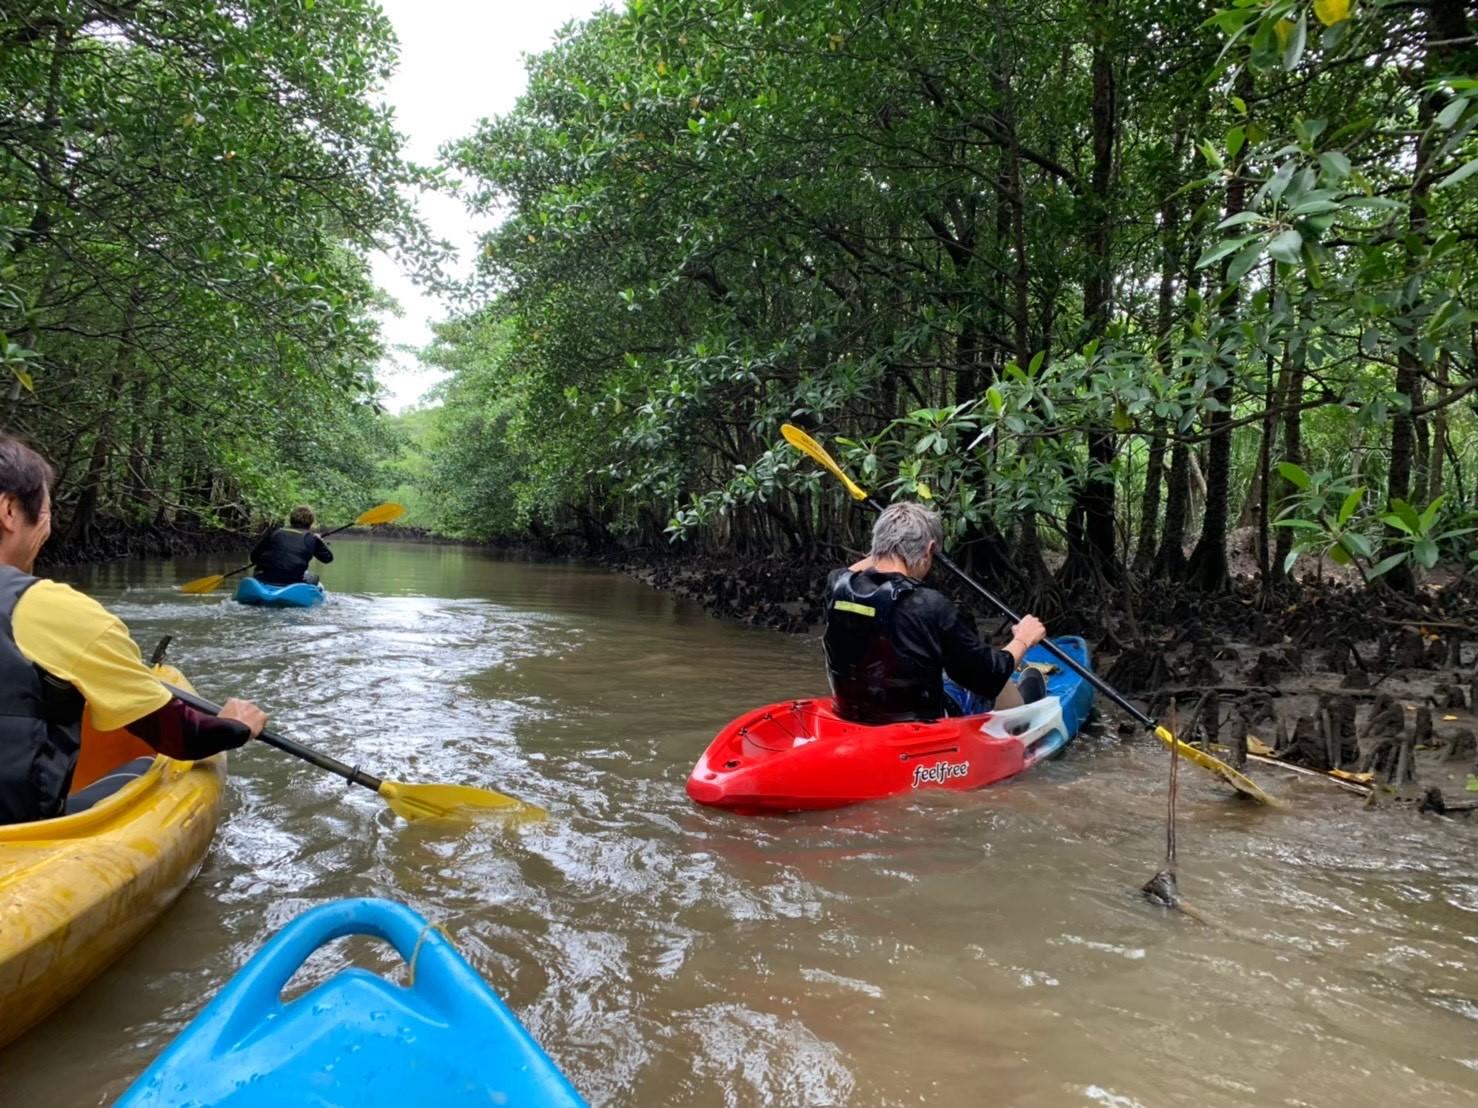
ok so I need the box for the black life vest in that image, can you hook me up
[253,527,320,585]
[0,565,86,824]
[823,569,949,723]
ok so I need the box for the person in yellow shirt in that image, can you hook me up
[0,434,268,825]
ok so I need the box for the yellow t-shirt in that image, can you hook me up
[12,579,171,731]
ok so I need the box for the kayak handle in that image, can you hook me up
[207,900,474,1048]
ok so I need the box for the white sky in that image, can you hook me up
[370,0,610,413]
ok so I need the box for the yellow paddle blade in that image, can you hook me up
[377,780,547,823]
[357,502,406,526]
[781,424,870,502]
[178,573,227,595]
[1154,726,1280,806]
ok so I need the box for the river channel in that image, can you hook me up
[5,539,1476,1106]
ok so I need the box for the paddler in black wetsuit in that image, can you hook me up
[823,501,1049,722]
[250,505,334,586]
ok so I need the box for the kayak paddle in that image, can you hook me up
[162,682,546,823]
[780,422,1278,806]
[179,502,406,594]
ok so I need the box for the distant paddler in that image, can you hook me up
[180,501,403,595]
[251,505,335,586]
[0,435,268,825]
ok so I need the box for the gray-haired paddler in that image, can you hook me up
[823,502,1049,723]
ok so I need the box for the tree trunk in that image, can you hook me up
[1385,0,1470,591]
[1270,308,1306,580]
[1183,75,1252,594]
[67,371,122,545]
[1134,161,1186,574]
[1134,432,1167,577]
[1153,440,1191,580]
[1246,266,1283,585]
[1060,6,1119,587]
[1426,352,1449,503]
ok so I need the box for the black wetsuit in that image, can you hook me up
[250,527,333,586]
[822,568,1016,723]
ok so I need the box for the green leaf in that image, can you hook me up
[1329,543,1352,565]
[1282,10,1308,70]
[1414,537,1439,569]
[1289,199,1340,216]
[1226,126,1246,160]
[1379,512,1415,536]
[1389,498,1422,533]
[1216,211,1262,230]
[1283,549,1301,575]
[1262,160,1297,204]
[1336,486,1363,526]
[1318,151,1352,181]
[1267,229,1304,264]
[1436,98,1466,129]
[1435,158,1478,189]
[1315,0,1351,27]
[1419,495,1445,532]
[1226,239,1266,285]
[1197,234,1257,269]
[1367,553,1409,580]
[1277,461,1311,489]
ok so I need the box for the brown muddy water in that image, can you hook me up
[3,540,1475,1106]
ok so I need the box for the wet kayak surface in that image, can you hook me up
[8,540,1477,1106]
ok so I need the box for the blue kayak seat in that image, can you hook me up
[64,756,154,815]
[117,897,586,1108]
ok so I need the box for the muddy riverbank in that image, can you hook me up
[36,516,250,570]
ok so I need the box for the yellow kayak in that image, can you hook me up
[0,665,226,1049]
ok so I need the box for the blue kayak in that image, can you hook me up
[1035,635,1095,738]
[233,576,325,608]
[117,899,586,1108]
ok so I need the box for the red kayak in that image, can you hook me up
[687,638,1094,814]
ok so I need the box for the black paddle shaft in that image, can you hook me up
[317,517,372,540]
[162,682,384,792]
[858,496,1155,730]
